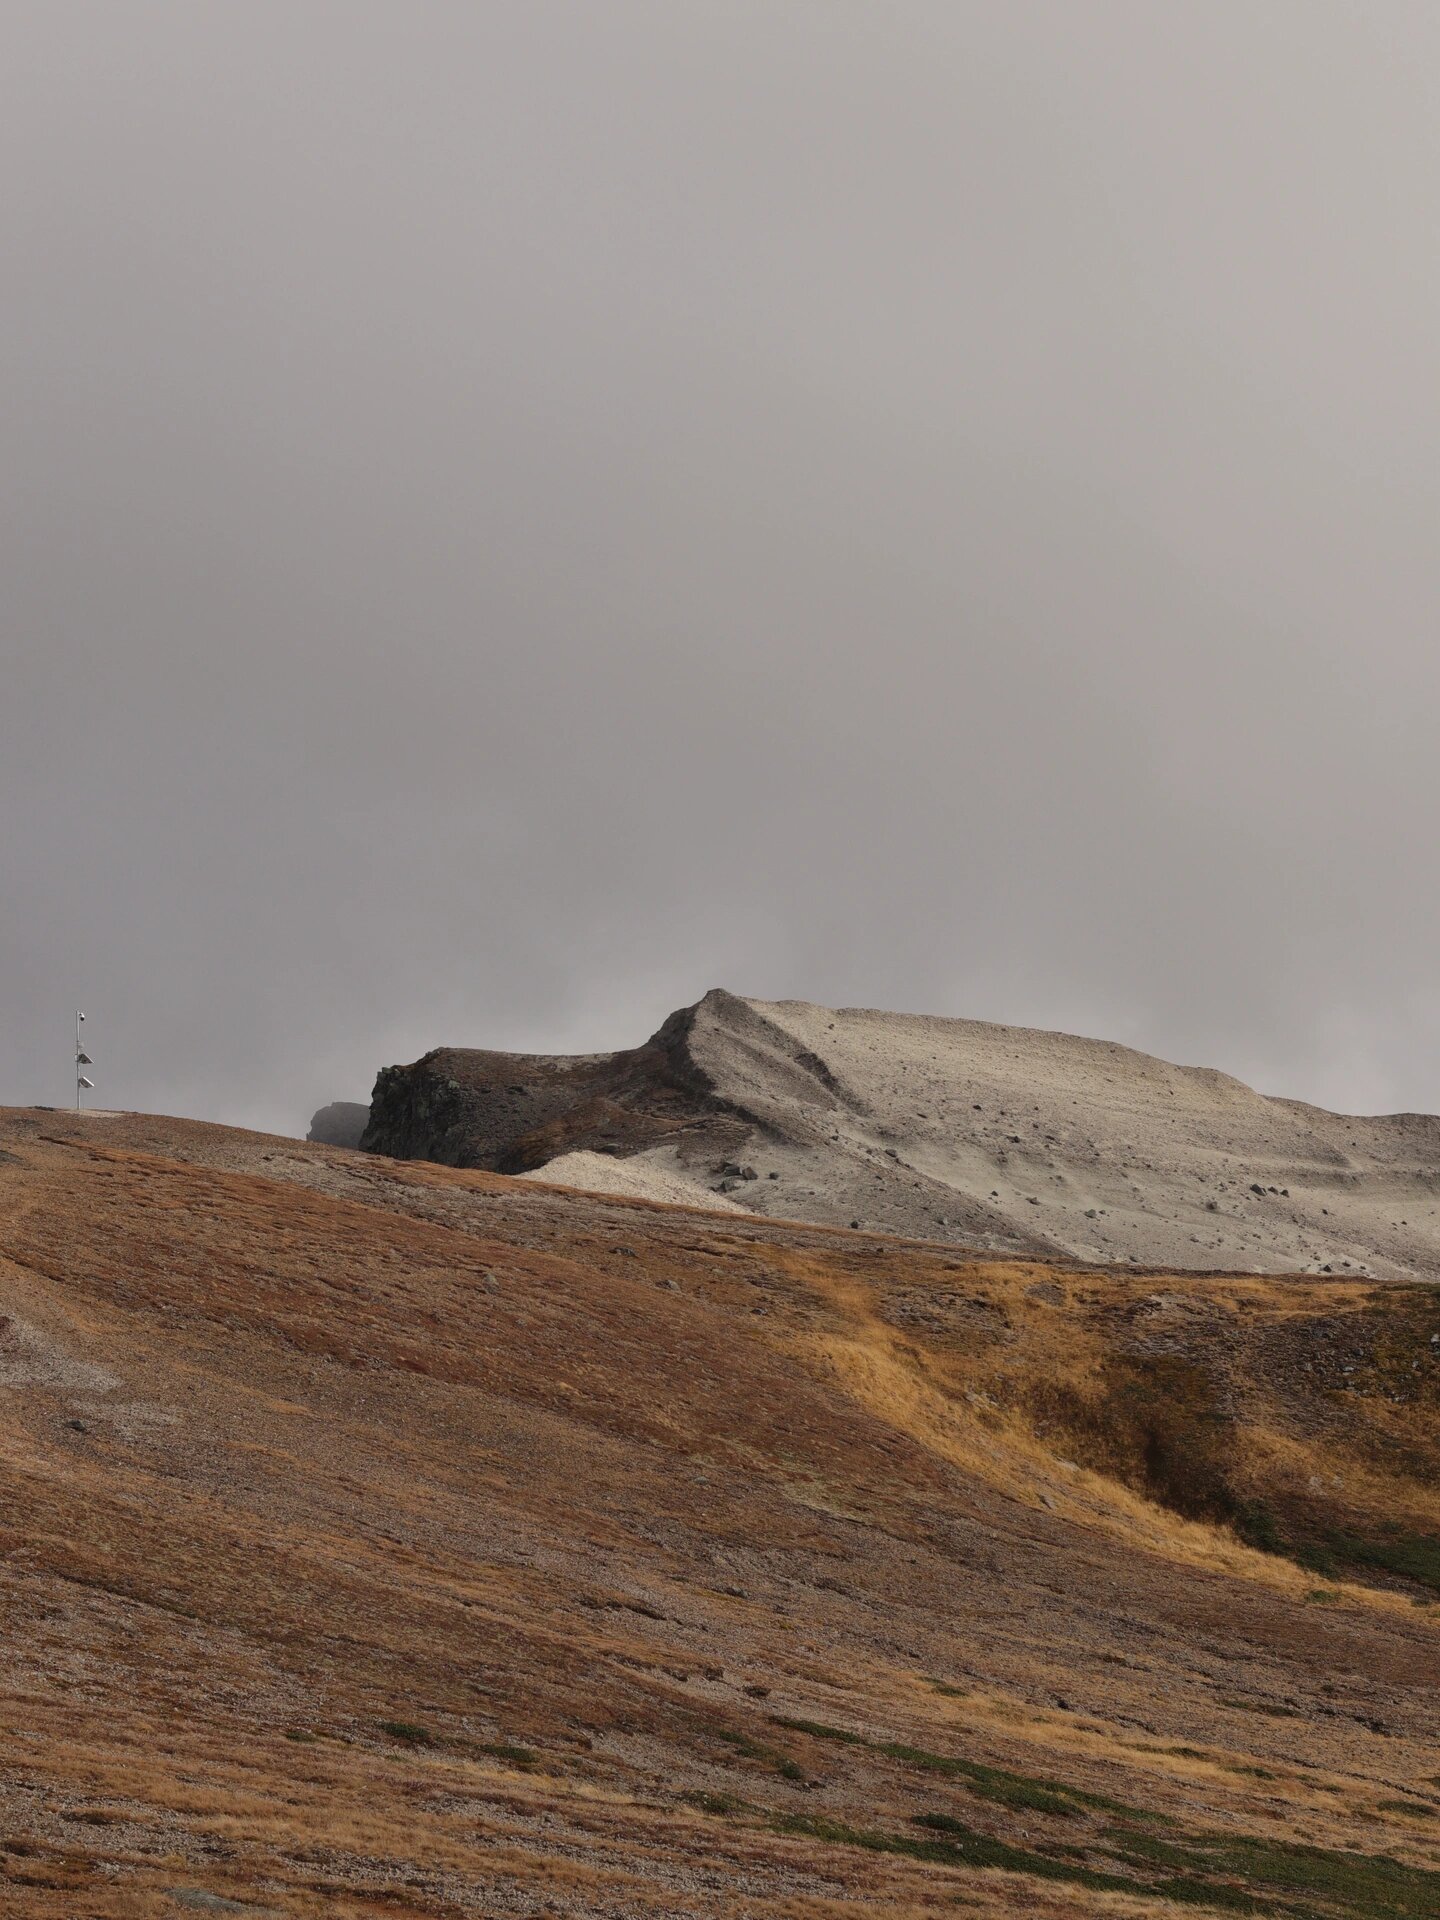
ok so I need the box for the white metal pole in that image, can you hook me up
[75,1010,80,1111]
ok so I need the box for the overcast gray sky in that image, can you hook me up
[2,3,1438,1135]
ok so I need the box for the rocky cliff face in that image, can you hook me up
[359,995,742,1173]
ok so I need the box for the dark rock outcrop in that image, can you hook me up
[360,996,745,1173]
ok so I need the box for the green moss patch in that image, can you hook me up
[774,1717,1155,1822]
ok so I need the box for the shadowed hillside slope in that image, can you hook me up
[306,1101,370,1149]
[2,1106,1440,1915]
[363,989,1440,1280]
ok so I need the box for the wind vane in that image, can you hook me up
[75,1010,94,1111]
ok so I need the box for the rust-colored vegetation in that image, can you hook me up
[1,1106,1438,1917]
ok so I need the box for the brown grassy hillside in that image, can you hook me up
[1,1107,1439,1918]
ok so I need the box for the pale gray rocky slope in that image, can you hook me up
[363,988,1440,1279]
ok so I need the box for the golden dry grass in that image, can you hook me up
[0,1106,1438,1917]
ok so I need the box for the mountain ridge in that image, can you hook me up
[359,989,1440,1280]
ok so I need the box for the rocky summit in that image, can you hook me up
[362,988,1440,1281]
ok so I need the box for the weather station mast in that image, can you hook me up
[75,1011,94,1111]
